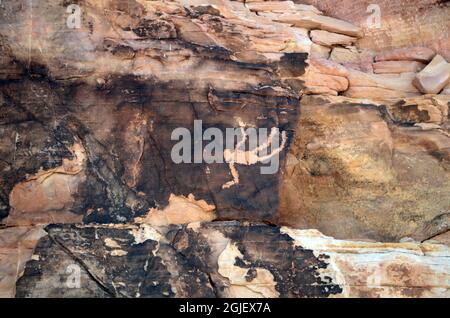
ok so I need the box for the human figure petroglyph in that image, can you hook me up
[170,120,287,186]
[222,121,287,189]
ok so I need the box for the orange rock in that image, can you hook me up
[5,143,86,226]
[413,55,450,94]
[0,226,46,297]
[137,193,216,226]
[344,87,420,100]
[373,61,426,74]
[375,47,436,63]
[308,58,349,77]
[305,72,349,92]
[347,69,420,93]
[302,58,349,95]
[310,30,356,47]
[304,86,338,96]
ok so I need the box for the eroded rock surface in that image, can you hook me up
[0,0,449,298]
[14,222,449,298]
[279,95,450,242]
[0,226,46,297]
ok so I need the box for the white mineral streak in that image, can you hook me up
[281,228,450,298]
[130,224,162,246]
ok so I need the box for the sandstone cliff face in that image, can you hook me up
[279,95,450,241]
[299,0,450,60]
[0,0,449,298]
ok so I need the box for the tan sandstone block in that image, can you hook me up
[373,61,426,74]
[266,11,363,37]
[310,43,331,59]
[375,47,436,63]
[347,69,420,93]
[246,1,322,15]
[344,87,420,99]
[413,55,450,94]
[308,58,349,77]
[305,72,349,92]
[310,29,356,47]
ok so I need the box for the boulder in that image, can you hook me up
[310,30,356,47]
[375,47,436,63]
[373,61,426,74]
[413,55,450,94]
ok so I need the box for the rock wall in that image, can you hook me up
[15,222,450,298]
[0,0,449,298]
[298,0,450,60]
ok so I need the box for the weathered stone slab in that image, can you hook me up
[304,72,349,92]
[246,1,322,15]
[373,61,426,74]
[301,58,349,95]
[344,87,420,99]
[375,47,436,63]
[266,11,363,37]
[347,69,420,94]
[310,30,356,47]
